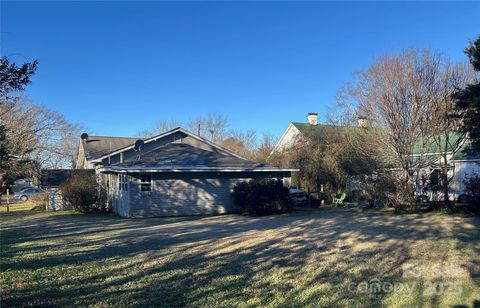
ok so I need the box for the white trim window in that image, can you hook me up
[140,173,152,192]
[119,174,128,191]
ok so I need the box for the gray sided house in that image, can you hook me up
[76,127,295,217]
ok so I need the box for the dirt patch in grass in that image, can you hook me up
[1,209,479,307]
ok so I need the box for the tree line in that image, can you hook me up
[271,37,480,209]
[1,35,479,209]
[0,57,83,201]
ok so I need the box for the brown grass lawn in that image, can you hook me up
[1,205,479,307]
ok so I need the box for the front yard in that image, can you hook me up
[1,206,479,307]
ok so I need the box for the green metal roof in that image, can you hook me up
[411,132,463,155]
[292,122,478,161]
[291,122,362,134]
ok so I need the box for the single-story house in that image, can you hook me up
[75,127,296,217]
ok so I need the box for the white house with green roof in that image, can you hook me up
[274,113,480,201]
[412,132,480,201]
[273,112,325,152]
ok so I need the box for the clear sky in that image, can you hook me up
[2,1,479,139]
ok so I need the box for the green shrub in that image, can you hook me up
[60,173,106,213]
[464,173,480,212]
[232,179,293,216]
[464,173,480,198]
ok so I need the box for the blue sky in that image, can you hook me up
[2,1,479,139]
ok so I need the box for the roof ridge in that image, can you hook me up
[291,122,356,128]
[88,135,143,139]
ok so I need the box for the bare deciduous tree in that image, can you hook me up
[221,130,257,160]
[187,113,229,143]
[136,119,182,137]
[428,61,476,205]
[346,49,476,206]
[255,133,277,163]
[0,99,83,200]
[350,49,444,204]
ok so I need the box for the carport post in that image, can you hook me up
[6,189,10,213]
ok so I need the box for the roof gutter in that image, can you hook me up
[99,166,299,173]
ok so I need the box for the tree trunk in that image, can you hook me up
[442,158,450,208]
[443,171,449,207]
[404,171,415,207]
[0,174,4,205]
[307,186,311,206]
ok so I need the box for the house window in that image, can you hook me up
[119,174,128,191]
[140,173,152,192]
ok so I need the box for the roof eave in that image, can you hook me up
[99,166,298,173]
[272,123,299,153]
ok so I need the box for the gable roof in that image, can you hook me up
[291,122,322,133]
[41,169,95,187]
[89,127,247,163]
[100,143,296,172]
[292,122,367,134]
[81,136,140,160]
[111,143,265,170]
[411,132,464,156]
[292,122,471,157]
[279,121,478,164]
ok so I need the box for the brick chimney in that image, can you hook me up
[358,116,368,128]
[307,112,318,125]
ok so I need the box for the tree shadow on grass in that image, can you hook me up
[1,210,478,306]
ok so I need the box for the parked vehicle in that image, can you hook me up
[289,187,307,205]
[12,178,35,193]
[13,187,44,201]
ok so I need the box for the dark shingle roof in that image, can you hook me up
[41,169,95,187]
[116,143,266,169]
[82,136,140,160]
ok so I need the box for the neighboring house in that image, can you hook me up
[76,127,295,217]
[274,113,480,201]
[413,133,480,201]
[41,169,95,211]
[273,112,368,152]
[273,113,321,152]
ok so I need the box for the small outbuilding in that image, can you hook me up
[41,169,95,211]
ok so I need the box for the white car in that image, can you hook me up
[289,187,307,204]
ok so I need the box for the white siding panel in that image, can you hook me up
[452,161,480,195]
[47,188,73,211]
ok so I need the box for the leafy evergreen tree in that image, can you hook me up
[455,36,480,153]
